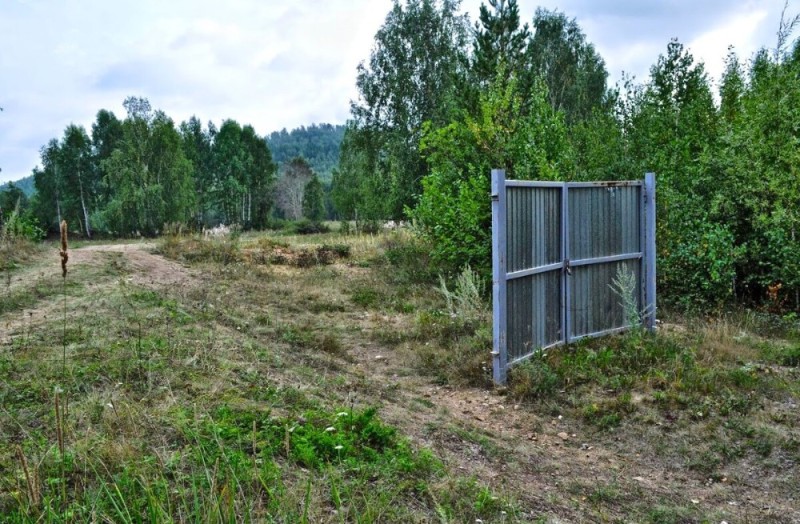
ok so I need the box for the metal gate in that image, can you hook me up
[491,170,656,385]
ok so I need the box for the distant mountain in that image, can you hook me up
[0,174,35,196]
[266,123,345,183]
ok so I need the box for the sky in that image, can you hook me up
[0,0,793,184]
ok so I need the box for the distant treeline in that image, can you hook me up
[330,0,800,310]
[4,99,345,238]
[267,124,346,183]
[0,175,34,196]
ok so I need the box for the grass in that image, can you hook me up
[0,230,519,523]
[1,227,798,522]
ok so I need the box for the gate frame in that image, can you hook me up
[491,170,656,385]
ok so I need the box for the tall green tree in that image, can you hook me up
[91,109,124,210]
[180,116,214,225]
[210,120,276,227]
[526,8,608,123]
[302,174,325,222]
[471,0,530,89]
[342,0,470,219]
[412,73,573,272]
[100,97,195,236]
[32,139,63,231]
[60,124,95,238]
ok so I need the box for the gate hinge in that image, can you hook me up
[564,259,572,275]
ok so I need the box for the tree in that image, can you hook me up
[471,0,530,89]
[0,182,27,222]
[210,120,276,228]
[526,8,608,123]
[180,116,214,225]
[275,157,314,220]
[411,73,573,273]
[241,124,277,229]
[302,174,325,222]
[32,139,64,232]
[342,0,470,218]
[100,97,195,236]
[60,124,95,237]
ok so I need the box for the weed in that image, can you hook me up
[351,286,381,308]
[609,262,641,328]
[582,393,635,429]
[438,264,486,329]
[509,356,561,402]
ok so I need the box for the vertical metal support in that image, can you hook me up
[643,172,657,331]
[492,169,508,385]
[561,183,571,344]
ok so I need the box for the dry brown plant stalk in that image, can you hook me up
[15,445,40,506]
[59,220,69,278]
[54,390,64,456]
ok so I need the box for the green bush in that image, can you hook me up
[293,219,330,235]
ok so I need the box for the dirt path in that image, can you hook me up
[1,242,197,346]
[71,242,197,289]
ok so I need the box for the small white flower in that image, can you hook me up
[334,445,344,451]
[337,412,349,417]
[325,426,336,432]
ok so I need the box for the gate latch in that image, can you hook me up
[564,259,572,275]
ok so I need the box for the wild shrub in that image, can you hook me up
[293,219,330,235]
[438,265,486,329]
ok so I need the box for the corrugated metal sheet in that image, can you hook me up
[568,186,641,260]
[506,187,561,272]
[569,259,641,339]
[567,186,642,338]
[505,186,562,362]
[506,272,561,362]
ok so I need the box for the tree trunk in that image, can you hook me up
[78,172,92,238]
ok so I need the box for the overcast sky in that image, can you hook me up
[0,0,793,183]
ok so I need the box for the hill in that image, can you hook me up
[0,174,35,196]
[266,123,345,183]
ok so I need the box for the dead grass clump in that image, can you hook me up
[245,243,350,268]
[319,333,348,358]
[694,317,760,364]
[158,236,242,265]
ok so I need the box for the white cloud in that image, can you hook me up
[689,8,770,87]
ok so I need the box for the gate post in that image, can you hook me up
[491,169,508,385]
[643,172,657,331]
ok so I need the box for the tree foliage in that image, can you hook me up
[412,73,572,273]
[341,0,471,219]
[31,97,276,236]
[302,174,325,222]
[266,124,345,183]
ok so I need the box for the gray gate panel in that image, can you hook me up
[569,259,641,339]
[507,271,562,363]
[568,186,641,260]
[506,186,561,273]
